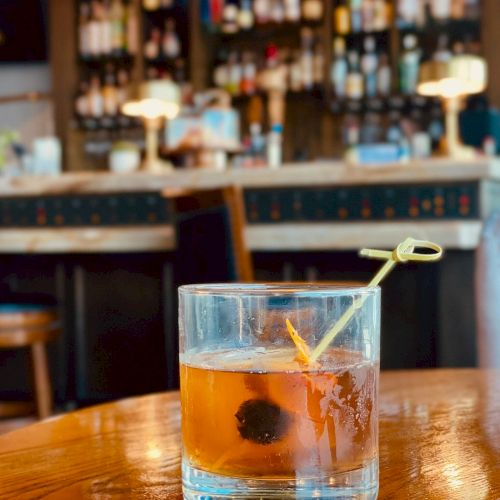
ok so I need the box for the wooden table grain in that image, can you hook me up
[0,369,499,499]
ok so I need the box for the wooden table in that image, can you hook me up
[0,369,499,499]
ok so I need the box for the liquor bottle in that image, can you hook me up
[162,18,181,58]
[289,50,303,91]
[373,0,388,31]
[398,0,419,28]
[88,75,105,119]
[362,0,375,32]
[209,0,224,26]
[174,59,187,83]
[360,112,382,143]
[241,52,257,95]
[270,0,285,23]
[99,0,113,56]
[464,0,480,19]
[110,0,125,55]
[361,36,378,98]
[102,65,119,116]
[79,3,91,58]
[345,50,364,100]
[222,0,239,33]
[238,0,255,30]
[227,52,242,95]
[144,28,161,59]
[343,113,361,146]
[334,0,350,35]
[302,0,323,21]
[213,51,229,89]
[451,0,465,18]
[431,0,451,21]
[254,0,270,24]
[143,0,161,10]
[331,37,348,98]
[300,28,315,91]
[284,0,301,22]
[88,1,101,56]
[433,34,451,62]
[75,82,91,119]
[376,52,391,96]
[350,0,363,33]
[386,110,403,144]
[399,34,420,95]
[116,69,131,108]
[126,0,139,55]
[313,42,325,88]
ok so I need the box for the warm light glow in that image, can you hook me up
[417,55,487,99]
[417,77,477,99]
[122,98,180,120]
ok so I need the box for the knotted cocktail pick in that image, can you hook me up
[287,237,443,364]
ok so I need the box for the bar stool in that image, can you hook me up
[0,301,60,420]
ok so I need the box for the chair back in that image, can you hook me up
[165,185,254,283]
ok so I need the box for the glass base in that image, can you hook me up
[182,459,378,499]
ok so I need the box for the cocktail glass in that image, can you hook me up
[179,283,380,499]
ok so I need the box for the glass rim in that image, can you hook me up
[179,283,380,297]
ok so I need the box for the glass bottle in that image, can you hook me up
[126,0,139,55]
[102,65,119,117]
[254,0,270,24]
[399,34,421,95]
[302,0,324,21]
[313,42,325,88]
[350,0,363,33]
[162,18,181,58]
[361,36,378,98]
[346,50,364,100]
[99,0,113,56]
[110,0,125,55]
[79,3,91,58]
[284,0,301,22]
[362,0,375,32]
[238,0,255,30]
[331,37,348,98]
[300,27,315,91]
[88,75,105,119]
[376,52,391,96]
[88,1,102,56]
[222,0,240,33]
[334,0,350,35]
[144,27,161,59]
[431,0,451,21]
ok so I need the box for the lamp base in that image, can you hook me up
[441,141,478,160]
[142,157,174,173]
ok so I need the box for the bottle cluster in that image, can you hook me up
[202,0,324,33]
[78,0,139,59]
[213,28,325,96]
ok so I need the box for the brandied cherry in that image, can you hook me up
[235,399,289,445]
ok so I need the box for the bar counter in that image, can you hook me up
[0,158,497,253]
[0,158,496,405]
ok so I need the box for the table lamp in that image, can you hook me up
[417,54,487,159]
[122,80,181,172]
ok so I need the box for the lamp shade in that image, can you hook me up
[122,79,181,120]
[417,55,487,99]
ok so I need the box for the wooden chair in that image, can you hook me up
[0,303,60,420]
[165,185,254,282]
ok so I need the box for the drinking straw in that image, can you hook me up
[287,238,443,364]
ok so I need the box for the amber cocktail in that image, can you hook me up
[179,284,380,499]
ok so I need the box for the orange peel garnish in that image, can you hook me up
[285,318,312,364]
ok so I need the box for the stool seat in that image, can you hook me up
[0,298,60,420]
